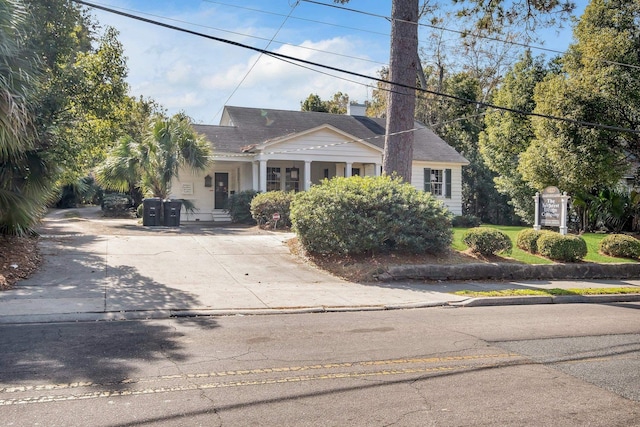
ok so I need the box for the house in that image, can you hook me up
[171,105,469,221]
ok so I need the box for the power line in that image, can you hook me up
[201,0,390,39]
[86,1,387,67]
[302,0,640,72]
[71,0,640,135]
[212,1,301,123]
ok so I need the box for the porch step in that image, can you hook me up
[211,210,231,222]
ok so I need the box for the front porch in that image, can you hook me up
[252,160,382,193]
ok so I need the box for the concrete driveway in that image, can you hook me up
[0,207,466,323]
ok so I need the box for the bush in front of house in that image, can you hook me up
[536,231,587,262]
[101,193,132,217]
[452,214,481,228]
[227,190,258,224]
[599,234,640,259]
[250,191,294,229]
[290,175,452,255]
[462,227,512,256]
[516,228,543,253]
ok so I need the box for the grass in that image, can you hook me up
[453,225,638,265]
[454,287,640,297]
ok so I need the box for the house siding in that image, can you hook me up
[411,161,464,215]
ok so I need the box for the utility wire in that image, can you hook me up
[212,1,300,122]
[302,0,640,72]
[71,0,640,135]
[86,1,387,67]
[201,0,390,38]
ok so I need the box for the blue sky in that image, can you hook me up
[87,0,588,123]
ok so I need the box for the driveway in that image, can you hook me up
[0,207,466,323]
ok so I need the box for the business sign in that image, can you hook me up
[540,186,562,226]
[534,186,570,235]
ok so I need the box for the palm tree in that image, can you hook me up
[96,113,211,200]
[0,0,56,235]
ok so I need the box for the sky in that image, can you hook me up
[85,0,588,124]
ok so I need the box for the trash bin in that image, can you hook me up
[163,199,182,226]
[142,198,163,226]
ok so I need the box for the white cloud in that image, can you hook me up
[91,1,389,123]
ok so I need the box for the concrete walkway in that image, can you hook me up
[1,207,639,323]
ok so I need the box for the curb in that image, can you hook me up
[453,293,640,307]
[0,294,638,324]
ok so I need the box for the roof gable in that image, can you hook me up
[256,124,383,153]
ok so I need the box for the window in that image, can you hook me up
[267,167,281,191]
[285,168,300,192]
[431,170,444,196]
[352,168,360,176]
[424,168,452,198]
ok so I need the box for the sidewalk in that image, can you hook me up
[1,207,639,323]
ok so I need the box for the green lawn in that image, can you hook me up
[452,225,637,265]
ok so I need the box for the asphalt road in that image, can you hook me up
[0,303,638,426]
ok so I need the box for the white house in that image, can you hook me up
[171,105,469,221]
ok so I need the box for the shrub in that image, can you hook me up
[136,203,143,218]
[101,193,132,217]
[516,229,543,253]
[537,231,587,262]
[599,234,640,259]
[452,214,481,228]
[290,175,452,255]
[250,191,294,229]
[227,190,258,224]
[462,227,512,256]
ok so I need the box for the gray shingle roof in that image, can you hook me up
[194,106,468,164]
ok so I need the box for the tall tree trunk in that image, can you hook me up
[383,0,418,182]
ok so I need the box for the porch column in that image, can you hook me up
[252,162,259,191]
[259,160,267,192]
[304,161,311,191]
[375,163,381,176]
[345,162,352,177]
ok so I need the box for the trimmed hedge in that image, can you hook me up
[227,190,258,224]
[462,227,512,256]
[250,191,294,229]
[101,193,132,217]
[290,175,452,255]
[452,214,481,228]
[599,234,640,259]
[537,231,587,262]
[516,229,543,253]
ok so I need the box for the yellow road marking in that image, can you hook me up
[0,365,474,406]
[0,353,523,406]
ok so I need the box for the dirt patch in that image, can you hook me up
[0,235,41,290]
[286,237,506,282]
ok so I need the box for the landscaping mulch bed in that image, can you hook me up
[0,235,41,290]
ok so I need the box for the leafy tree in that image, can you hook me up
[300,93,328,113]
[23,0,131,186]
[479,51,549,223]
[52,26,131,184]
[300,92,351,114]
[0,0,57,234]
[325,92,350,114]
[519,0,638,204]
[336,0,574,182]
[96,114,211,199]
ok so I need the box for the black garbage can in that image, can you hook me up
[163,199,182,226]
[142,198,163,226]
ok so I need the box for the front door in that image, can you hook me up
[214,172,229,209]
